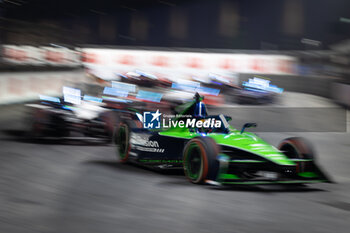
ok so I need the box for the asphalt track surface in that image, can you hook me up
[1,93,350,233]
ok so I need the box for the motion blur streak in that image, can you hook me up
[1,0,350,233]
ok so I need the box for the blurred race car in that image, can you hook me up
[119,70,172,88]
[25,83,174,142]
[233,88,277,105]
[114,93,331,186]
[25,89,113,142]
[207,74,283,105]
[162,80,224,108]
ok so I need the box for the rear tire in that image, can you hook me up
[183,137,219,184]
[25,109,47,138]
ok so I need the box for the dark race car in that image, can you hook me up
[206,74,281,105]
[25,95,112,142]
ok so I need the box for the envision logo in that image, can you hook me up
[130,134,159,147]
[144,140,159,147]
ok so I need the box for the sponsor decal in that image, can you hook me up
[134,146,164,153]
[130,133,164,153]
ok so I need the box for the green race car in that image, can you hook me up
[114,95,332,186]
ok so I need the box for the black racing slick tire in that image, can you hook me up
[114,120,141,163]
[278,137,315,173]
[25,109,45,138]
[278,137,315,160]
[183,137,220,184]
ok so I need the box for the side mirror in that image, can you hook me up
[240,123,257,134]
[225,116,232,122]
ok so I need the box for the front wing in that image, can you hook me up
[212,155,332,185]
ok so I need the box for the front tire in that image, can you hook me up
[278,137,315,172]
[278,137,315,159]
[114,122,131,163]
[183,137,219,184]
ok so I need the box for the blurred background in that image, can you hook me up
[1,1,350,233]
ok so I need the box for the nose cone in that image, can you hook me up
[211,132,295,166]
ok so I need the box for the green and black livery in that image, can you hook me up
[114,98,332,186]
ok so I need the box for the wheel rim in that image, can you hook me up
[185,143,203,180]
